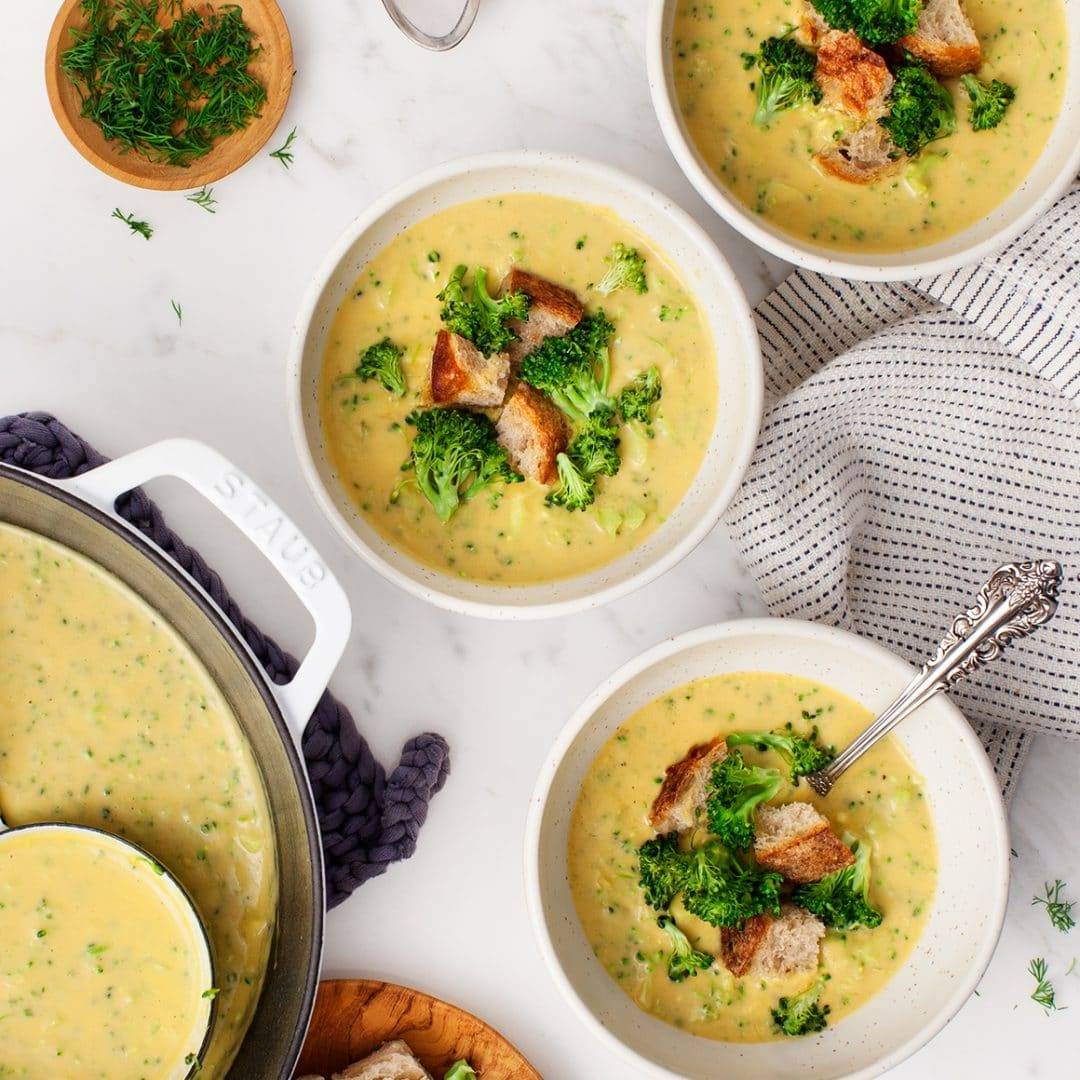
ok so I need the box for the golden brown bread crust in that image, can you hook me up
[896,35,981,76]
[495,382,569,485]
[648,737,728,835]
[815,31,893,119]
[815,122,904,185]
[756,821,855,883]
[430,330,510,408]
[502,268,584,369]
[721,914,772,977]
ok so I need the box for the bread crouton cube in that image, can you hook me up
[815,121,904,185]
[815,31,894,120]
[495,382,569,485]
[333,1040,432,1080]
[430,329,510,408]
[799,0,830,44]
[649,737,728,835]
[754,802,855,883]
[501,268,584,369]
[899,0,981,77]
[721,903,826,977]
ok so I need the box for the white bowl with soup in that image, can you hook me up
[648,0,1080,279]
[288,152,762,618]
[526,620,1009,1078]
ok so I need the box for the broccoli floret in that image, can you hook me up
[618,367,663,425]
[344,337,407,396]
[705,751,782,851]
[811,0,919,45]
[437,264,530,356]
[880,64,956,156]
[570,408,622,477]
[444,1063,477,1080]
[637,833,688,909]
[680,842,784,928]
[793,838,883,929]
[596,242,648,296]
[545,452,597,511]
[749,37,822,127]
[520,311,616,423]
[771,979,830,1036]
[961,74,1015,131]
[399,407,521,523]
[657,913,714,982]
[726,723,836,784]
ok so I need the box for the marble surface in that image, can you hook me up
[4,0,1078,1076]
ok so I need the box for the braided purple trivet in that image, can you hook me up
[0,412,450,908]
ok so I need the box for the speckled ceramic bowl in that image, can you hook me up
[288,151,762,619]
[526,619,1009,1079]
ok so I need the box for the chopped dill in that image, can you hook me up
[1028,957,1065,1014]
[171,299,182,324]
[186,186,217,213]
[61,0,267,167]
[1033,880,1075,933]
[112,208,153,239]
[269,126,297,167]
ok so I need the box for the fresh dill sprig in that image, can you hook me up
[269,126,297,168]
[1033,880,1076,933]
[61,0,267,167]
[186,186,217,213]
[1029,957,1065,1014]
[171,300,182,324]
[112,208,153,239]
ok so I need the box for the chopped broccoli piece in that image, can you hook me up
[772,979,830,1036]
[880,64,956,156]
[444,1063,477,1080]
[811,0,920,45]
[437,264,530,356]
[347,337,407,396]
[399,407,521,523]
[748,37,822,127]
[657,913,714,982]
[618,366,663,425]
[545,452,597,511]
[520,311,616,423]
[638,833,687,909]
[793,837,883,929]
[705,751,782,851]
[961,74,1015,131]
[726,723,836,784]
[570,408,621,477]
[596,242,648,296]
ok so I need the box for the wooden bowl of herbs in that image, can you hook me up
[45,0,293,190]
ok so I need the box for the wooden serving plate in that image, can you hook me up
[45,0,293,190]
[294,980,542,1080]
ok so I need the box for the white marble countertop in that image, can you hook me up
[4,1,1078,1076]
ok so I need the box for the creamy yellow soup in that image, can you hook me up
[0,827,210,1078]
[320,194,718,585]
[0,525,277,1077]
[569,672,937,1042]
[673,0,1067,252]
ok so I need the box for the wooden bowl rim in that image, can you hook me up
[44,0,294,191]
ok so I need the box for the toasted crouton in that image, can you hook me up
[501,268,584,369]
[799,0,830,45]
[899,0,981,77]
[755,802,855,883]
[649,737,728,835]
[721,903,826,977]
[815,122,904,185]
[495,382,569,485]
[429,329,510,408]
[333,1040,432,1080]
[815,31,894,120]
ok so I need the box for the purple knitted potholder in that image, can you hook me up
[0,411,450,908]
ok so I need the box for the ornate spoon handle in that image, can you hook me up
[805,559,1063,796]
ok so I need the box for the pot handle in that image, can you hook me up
[56,438,352,748]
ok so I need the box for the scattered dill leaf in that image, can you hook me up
[1033,880,1076,933]
[61,0,267,167]
[171,300,182,324]
[112,208,153,239]
[269,126,297,168]
[186,186,217,213]
[1029,957,1065,1013]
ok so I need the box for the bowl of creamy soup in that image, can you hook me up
[648,0,1080,279]
[526,619,1009,1078]
[289,151,762,618]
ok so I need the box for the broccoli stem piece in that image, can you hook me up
[772,979,830,1036]
[444,1062,478,1080]
[345,337,407,397]
[596,242,648,296]
[726,723,835,784]
[961,75,1016,131]
[657,913,714,982]
[793,837,883,929]
[879,64,956,156]
[618,366,663,425]
[705,751,783,851]
[748,37,822,127]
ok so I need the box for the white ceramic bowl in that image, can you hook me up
[288,152,762,619]
[647,0,1080,281]
[526,619,1009,1079]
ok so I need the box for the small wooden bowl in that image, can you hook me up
[44,0,293,191]
[294,980,542,1079]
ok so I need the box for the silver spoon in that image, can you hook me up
[380,0,481,51]
[805,559,1063,797]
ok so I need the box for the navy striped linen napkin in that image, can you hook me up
[725,182,1080,801]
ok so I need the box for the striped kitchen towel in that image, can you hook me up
[724,182,1080,801]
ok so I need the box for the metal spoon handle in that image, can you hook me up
[805,559,1062,796]
[380,0,481,51]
